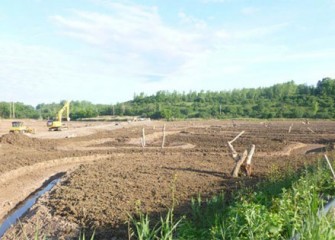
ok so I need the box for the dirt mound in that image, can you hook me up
[0,133,56,149]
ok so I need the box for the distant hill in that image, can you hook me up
[124,77,335,120]
[1,77,335,120]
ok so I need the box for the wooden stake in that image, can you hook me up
[9,102,12,119]
[325,155,335,180]
[228,141,238,160]
[288,124,293,133]
[228,131,245,160]
[245,144,255,176]
[142,128,146,147]
[161,124,166,149]
[140,138,144,148]
[307,127,315,133]
[229,131,245,145]
[232,150,248,177]
[227,131,256,177]
[246,144,255,165]
[12,102,15,119]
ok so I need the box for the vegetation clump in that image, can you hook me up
[131,159,335,239]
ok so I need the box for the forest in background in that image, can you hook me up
[1,77,335,120]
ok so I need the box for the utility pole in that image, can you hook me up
[9,102,12,119]
[12,102,15,119]
[9,102,15,118]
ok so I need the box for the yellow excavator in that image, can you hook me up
[47,101,70,131]
[9,121,35,134]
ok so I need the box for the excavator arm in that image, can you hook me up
[47,101,70,131]
[57,101,70,122]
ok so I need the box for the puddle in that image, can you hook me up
[0,174,63,238]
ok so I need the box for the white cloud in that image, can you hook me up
[47,1,306,99]
[140,41,335,94]
[50,2,290,90]
[0,0,334,110]
[241,7,259,16]
[50,3,208,81]
[0,41,135,105]
[215,23,288,42]
[236,23,288,39]
[178,11,207,29]
[214,29,231,40]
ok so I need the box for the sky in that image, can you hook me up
[1,0,335,106]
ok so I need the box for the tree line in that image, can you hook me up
[1,77,335,120]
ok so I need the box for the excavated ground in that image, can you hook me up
[1,119,335,239]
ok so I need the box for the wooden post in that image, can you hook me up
[228,131,256,177]
[142,128,146,147]
[228,131,245,161]
[161,124,166,149]
[288,124,293,133]
[227,141,238,160]
[307,127,315,133]
[325,155,335,180]
[12,102,15,119]
[231,150,248,177]
[227,131,245,162]
[9,102,12,119]
[229,131,245,144]
[246,144,255,165]
[245,144,255,176]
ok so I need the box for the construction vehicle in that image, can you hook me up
[47,101,70,131]
[9,121,35,134]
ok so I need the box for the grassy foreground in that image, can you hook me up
[131,157,335,240]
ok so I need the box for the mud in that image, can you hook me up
[0,119,335,239]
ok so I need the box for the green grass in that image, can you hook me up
[129,208,183,240]
[131,158,335,239]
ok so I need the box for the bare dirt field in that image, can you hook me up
[1,119,335,239]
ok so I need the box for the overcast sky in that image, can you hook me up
[1,0,335,106]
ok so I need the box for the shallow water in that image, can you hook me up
[0,177,60,237]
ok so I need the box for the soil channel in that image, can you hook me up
[0,173,64,238]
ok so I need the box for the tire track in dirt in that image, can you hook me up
[257,142,326,157]
[57,130,195,151]
[0,154,111,222]
[33,120,154,139]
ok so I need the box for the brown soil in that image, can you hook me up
[1,119,335,239]
[0,132,57,150]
